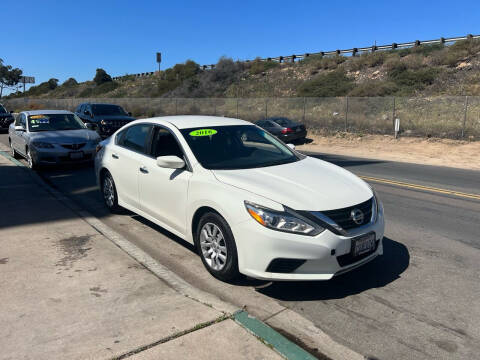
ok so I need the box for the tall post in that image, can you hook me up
[302,97,306,123]
[344,96,349,132]
[236,98,239,118]
[175,98,178,115]
[392,96,396,133]
[462,96,468,138]
[265,98,268,119]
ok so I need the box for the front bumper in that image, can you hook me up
[231,211,384,281]
[31,147,96,165]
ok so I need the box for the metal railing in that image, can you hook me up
[4,96,480,140]
[113,34,479,79]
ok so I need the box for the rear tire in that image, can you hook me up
[196,212,240,282]
[101,170,121,213]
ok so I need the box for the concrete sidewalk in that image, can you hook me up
[0,153,284,360]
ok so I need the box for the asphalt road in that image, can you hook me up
[1,133,479,360]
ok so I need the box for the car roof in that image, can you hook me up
[21,110,73,116]
[133,115,253,129]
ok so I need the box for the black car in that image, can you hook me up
[0,104,15,131]
[256,117,307,143]
[75,103,135,138]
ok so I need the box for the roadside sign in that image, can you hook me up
[20,76,35,84]
[394,118,400,139]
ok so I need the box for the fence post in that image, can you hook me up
[392,96,396,134]
[344,96,349,132]
[265,98,268,119]
[175,98,178,115]
[236,98,239,118]
[303,97,306,123]
[462,95,468,138]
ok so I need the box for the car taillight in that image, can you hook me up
[281,128,294,134]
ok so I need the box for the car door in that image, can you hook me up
[107,123,153,211]
[12,114,28,155]
[138,125,192,236]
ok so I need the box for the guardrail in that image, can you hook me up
[113,33,479,80]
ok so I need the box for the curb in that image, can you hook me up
[0,149,325,360]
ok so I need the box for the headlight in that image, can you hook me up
[100,119,111,126]
[370,186,383,223]
[245,201,324,236]
[32,141,54,149]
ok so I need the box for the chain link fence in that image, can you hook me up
[4,96,480,139]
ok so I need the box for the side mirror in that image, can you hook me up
[85,111,92,118]
[14,125,25,131]
[156,155,185,169]
[128,112,132,116]
[9,110,14,114]
[85,123,96,130]
[287,143,296,150]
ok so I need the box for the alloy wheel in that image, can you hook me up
[103,176,115,208]
[200,222,228,271]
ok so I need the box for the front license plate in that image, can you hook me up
[352,233,376,257]
[69,151,84,160]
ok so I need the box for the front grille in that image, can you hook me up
[266,258,306,273]
[337,240,379,267]
[111,120,129,128]
[61,143,86,150]
[58,154,92,162]
[322,197,373,230]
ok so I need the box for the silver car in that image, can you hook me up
[8,110,101,169]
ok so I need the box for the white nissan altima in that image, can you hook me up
[94,116,384,282]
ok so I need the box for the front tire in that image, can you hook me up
[26,148,37,169]
[10,140,20,159]
[101,171,121,213]
[196,212,240,282]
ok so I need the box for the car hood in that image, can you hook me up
[29,129,100,143]
[212,156,372,211]
[92,115,135,122]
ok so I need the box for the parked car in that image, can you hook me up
[75,103,135,139]
[0,103,15,131]
[256,117,307,143]
[95,115,384,282]
[8,110,101,169]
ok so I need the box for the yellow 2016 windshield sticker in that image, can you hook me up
[30,115,47,119]
[189,129,217,137]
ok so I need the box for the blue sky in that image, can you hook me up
[2,0,479,92]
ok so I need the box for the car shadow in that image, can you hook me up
[257,237,409,301]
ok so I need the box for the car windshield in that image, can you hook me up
[180,125,301,170]
[271,118,296,127]
[91,104,127,116]
[28,114,86,132]
[0,105,7,114]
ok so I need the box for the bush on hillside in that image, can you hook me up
[79,81,118,97]
[348,80,398,97]
[94,68,112,85]
[249,58,279,75]
[62,77,78,87]
[298,69,354,97]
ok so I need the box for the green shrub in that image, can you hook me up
[304,55,346,70]
[249,58,279,75]
[298,69,354,97]
[79,81,118,97]
[94,68,112,85]
[401,54,424,70]
[62,77,78,87]
[348,80,398,96]
[388,67,439,93]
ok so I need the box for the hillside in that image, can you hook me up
[7,38,480,99]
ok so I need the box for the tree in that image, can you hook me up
[93,68,112,85]
[0,59,23,98]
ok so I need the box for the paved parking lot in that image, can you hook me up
[1,134,479,359]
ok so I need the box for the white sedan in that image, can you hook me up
[94,116,384,281]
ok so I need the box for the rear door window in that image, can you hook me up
[117,124,152,154]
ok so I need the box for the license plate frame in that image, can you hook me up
[351,232,376,257]
[69,151,84,160]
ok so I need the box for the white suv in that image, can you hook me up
[95,116,384,282]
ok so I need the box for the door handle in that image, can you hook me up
[112,153,119,159]
[139,166,149,174]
